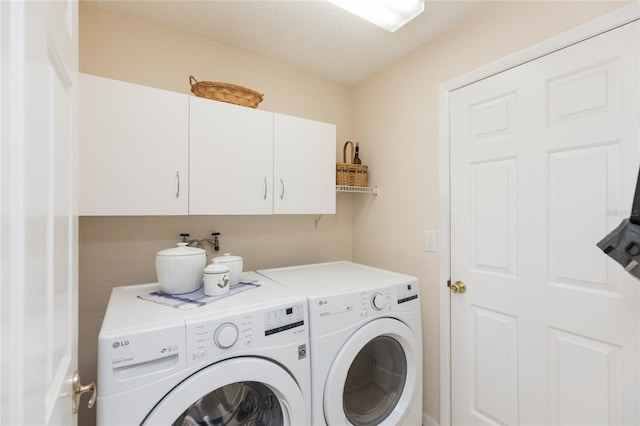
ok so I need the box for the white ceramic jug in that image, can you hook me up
[155,243,206,294]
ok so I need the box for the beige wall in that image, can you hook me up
[79,1,629,425]
[351,0,630,423]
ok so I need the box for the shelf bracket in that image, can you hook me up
[314,214,323,229]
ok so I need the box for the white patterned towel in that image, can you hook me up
[138,280,262,310]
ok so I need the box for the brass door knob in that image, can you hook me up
[451,280,467,294]
[72,370,96,414]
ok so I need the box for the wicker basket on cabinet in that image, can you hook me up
[189,75,264,108]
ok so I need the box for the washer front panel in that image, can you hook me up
[98,276,311,425]
[185,302,306,368]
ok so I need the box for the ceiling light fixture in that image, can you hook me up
[327,0,425,32]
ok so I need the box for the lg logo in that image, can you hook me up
[112,340,130,349]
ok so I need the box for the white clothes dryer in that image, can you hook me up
[97,272,310,425]
[258,261,422,426]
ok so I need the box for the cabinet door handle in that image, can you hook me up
[263,177,268,200]
[280,178,285,200]
[176,171,180,198]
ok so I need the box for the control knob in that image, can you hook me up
[371,293,386,310]
[214,323,239,348]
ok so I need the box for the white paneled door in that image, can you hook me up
[450,21,639,425]
[1,1,81,424]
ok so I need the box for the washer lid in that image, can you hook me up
[323,318,420,426]
[142,357,307,425]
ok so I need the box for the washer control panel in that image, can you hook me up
[185,302,305,367]
[265,303,305,336]
[186,313,254,366]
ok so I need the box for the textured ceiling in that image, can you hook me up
[83,0,488,86]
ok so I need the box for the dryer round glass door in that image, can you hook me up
[344,336,407,425]
[143,357,306,425]
[323,318,420,426]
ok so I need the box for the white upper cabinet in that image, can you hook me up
[189,96,274,215]
[189,97,336,215]
[273,113,336,214]
[79,74,189,215]
[79,74,336,216]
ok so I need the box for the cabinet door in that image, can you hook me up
[189,97,273,215]
[273,113,336,214]
[79,74,189,215]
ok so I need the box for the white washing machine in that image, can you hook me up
[97,272,310,425]
[258,261,422,426]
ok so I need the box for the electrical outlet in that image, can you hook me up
[424,231,437,252]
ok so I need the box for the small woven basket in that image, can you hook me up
[336,141,368,187]
[189,75,264,108]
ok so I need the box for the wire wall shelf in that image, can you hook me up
[336,185,379,195]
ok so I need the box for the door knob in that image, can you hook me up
[72,370,96,414]
[451,280,467,294]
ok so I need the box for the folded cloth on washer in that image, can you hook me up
[137,280,262,310]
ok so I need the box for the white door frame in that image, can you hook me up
[437,4,640,425]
